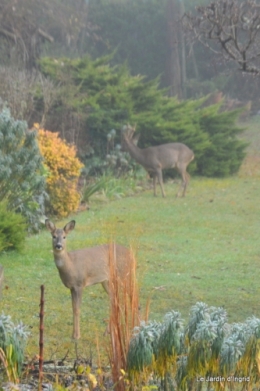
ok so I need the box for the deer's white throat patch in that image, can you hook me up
[55,258,65,268]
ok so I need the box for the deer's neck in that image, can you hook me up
[53,250,72,271]
[125,141,147,167]
[53,250,76,289]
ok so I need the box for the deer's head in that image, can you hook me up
[45,219,75,253]
[121,124,140,150]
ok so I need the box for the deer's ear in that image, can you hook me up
[45,219,56,233]
[64,220,76,234]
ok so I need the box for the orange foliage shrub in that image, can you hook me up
[34,124,83,217]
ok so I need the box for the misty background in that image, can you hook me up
[0,0,258,152]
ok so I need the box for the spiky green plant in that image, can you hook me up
[241,317,260,384]
[187,320,217,378]
[210,307,228,359]
[0,313,29,383]
[186,302,210,343]
[127,303,260,390]
[81,176,112,202]
[220,334,245,377]
[176,356,189,391]
[186,304,229,381]
[155,311,183,379]
[127,321,161,383]
[219,317,260,384]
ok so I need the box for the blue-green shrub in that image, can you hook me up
[0,108,47,231]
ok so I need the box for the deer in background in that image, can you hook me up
[45,219,130,339]
[121,124,194,197]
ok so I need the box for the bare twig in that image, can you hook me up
[183,0,260,75]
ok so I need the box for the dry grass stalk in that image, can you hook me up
[107,243,140,391]
[0,347,12,382]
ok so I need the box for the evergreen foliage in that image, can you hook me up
[40,55,247,178]
[198,106,248,176]
[127,302,260,389]
[0,201,26,252]
[40,55,133,156]
[0,108,46,232]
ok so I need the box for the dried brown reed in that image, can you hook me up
[107,243,140,391]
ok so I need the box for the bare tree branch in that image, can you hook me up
[183,0,260,75]
[38,28,54,43]
[0,0,89,68]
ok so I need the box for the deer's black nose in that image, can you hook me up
[55,244,63,250]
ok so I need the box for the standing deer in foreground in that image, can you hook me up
[121,124,194,197]
[45,219,130,339]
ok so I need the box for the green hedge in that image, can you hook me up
[0,201,26,252]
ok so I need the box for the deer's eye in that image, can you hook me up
[52,235,56,239]
[63,236,66,239]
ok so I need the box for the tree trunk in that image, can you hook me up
[190,45,199,80]
[179,0,186,99]
[166,0,182,99]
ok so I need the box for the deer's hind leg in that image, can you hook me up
[152,173,157,197]
[176,165,189,197]
[101,280,110,294]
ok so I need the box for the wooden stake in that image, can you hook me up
[39,285,44,391]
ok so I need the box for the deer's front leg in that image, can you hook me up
[156,169,165,198]
[71,287,83,339]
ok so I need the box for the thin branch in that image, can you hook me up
[38,28,54,43]
[182,0,260,75]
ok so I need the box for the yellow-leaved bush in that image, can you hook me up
[34,124,83,217]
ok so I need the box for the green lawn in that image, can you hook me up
[1,176,260,362]
[1,119,260,364]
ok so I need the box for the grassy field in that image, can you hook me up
[1,118,260,364]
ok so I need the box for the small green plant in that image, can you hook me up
[100,175,134,200]
[0,313,29,383]
[0,200,27,252]
[81,172,146,204]
[127,321,161,383]
[155,311,183,379]
[81,176,112,203]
